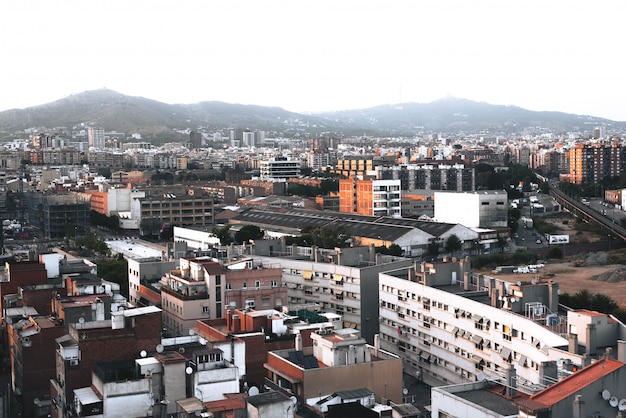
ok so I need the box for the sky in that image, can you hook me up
[1,0,626,120]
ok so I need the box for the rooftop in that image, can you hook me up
[245,390,291,407]
[519,358,625,409]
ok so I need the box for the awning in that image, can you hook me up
[332,274,343,283]
[472,314,483,322]
[74,387,101,405]
[420,351,430,360]
[519,355,528,367]
[422,298,430,304]
[472,354,484,363]
[334,291,343,297]
[471,335,483,344]
[457,309,465,317]
[500,347,512,360]
[303,270,313,280]
[452,327,460,336]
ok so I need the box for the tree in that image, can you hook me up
[212,225,233,245]
[427,241,440,258]
[235,224,264,244]
[375,244,404,256]
[444,234,462,255]
[301,226,352,248]
[547,245,563,259]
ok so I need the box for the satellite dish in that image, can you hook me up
[140,350,147,358]
[290,396,297,406]
[78,317,85,324]
[602,390,611,400]
[516,281,522,286]
[185,366,193,375]
[199,337,206,345]
[248,386,259,396]
[619,399,626,411]
[402,388,409,395]
[510,297,516,303]
[610,396,619,407]
[476,372,486,382]
[189,329,195,336]
[156,344,164,353]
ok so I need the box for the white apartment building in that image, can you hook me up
[378,260,585,394]
[251,246,413,344]
[435,190,508,228]
[372,179,402,218]
[259,157,301,180]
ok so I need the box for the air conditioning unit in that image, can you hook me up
[69,359,79,366]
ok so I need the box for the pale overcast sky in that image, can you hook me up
[1,0,625,120]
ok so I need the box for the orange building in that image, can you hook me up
[339,177,401,217]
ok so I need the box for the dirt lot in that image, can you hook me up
[484,251,626,308]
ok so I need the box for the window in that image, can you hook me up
[271,280,277,288]
[225,283,232,290]
[202,306,209,313]
[255,280,260,288]
[242,282,247,289]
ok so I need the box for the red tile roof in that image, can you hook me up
[521,358,624,409]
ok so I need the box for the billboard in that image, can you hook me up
[547,234,569,244]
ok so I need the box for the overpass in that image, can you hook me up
[550,188,626,242]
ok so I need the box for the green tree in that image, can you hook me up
[97,258,129,298]
[547,245,563,259]
[212,225,233,245]
[375,244,404,256]
[235,224,264,244]
[427,241,440,258]
[444,234,462,255]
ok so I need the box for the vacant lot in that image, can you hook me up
[485,252,626,308]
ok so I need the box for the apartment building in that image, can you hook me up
[564,143,625,184]
[259,157,301,180]
[376,258,626,410]
[160,257,226,336]
[250,245,413,344]
[339,177,401,217]
[50,306,162,418]
[264,327,403,409]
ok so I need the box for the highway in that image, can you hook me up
[550,188,626,242]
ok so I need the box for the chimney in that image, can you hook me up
[463,272,470,291]
[586,323,597,356]
[369,243,376,261]
[606,347,613,359]
[374,334,380,357]
[295,333,303,351]
[617,340,626,362]
[548,280,559,313]
[568,333,579,355]
[540,361,558,387]
[506,364,517,397]
[572,395,585,418]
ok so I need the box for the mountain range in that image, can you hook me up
[0,89,623,140]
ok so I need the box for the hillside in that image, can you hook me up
[0,90,624,139]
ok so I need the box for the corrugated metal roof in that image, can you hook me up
[335,388,373,400]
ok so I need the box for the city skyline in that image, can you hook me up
[2,0,625,121]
